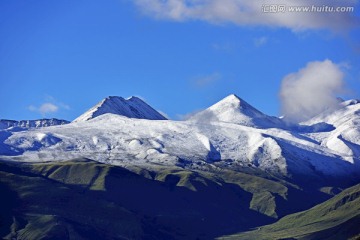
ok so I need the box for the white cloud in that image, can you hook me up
[134,0,359,32]
[39,103,59,114]
[176,109,203,120]
[28,103,59,115]
[193,72,221,88]
[279,59,346,123]
[28,95,70,116]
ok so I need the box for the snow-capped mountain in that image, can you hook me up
[303,99,360,127]
[189,94,284,128]
[73,96,167,122]
[1,94,359,183]
[0,118,69,130]
[301,99,360,160]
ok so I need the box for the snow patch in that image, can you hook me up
[36,133,47,141]
[196,133,211,152]
[92,136,98,145]
[129,139,142,149]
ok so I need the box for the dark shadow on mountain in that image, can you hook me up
[287,132,320,145]
[0,160,171,239]
[2,159,359,239]
[290,122,335,133]
[103,166,274,239]
[274,139,360,189]
[301,214,360,240]
[0,159,276,240]
[6,127,28,132]
[338,135,360,157]
[252,116,286,130]
[273,186,330,219]
[0,182,21,238]
[206,142,221,162]
[0,131,24,156]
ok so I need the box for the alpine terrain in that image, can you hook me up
[0,118,69,130]
[1,94,359,239]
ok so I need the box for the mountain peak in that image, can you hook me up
[73,96,167,122]
[222,94,241,102]
[214,94,258,112]
[189,94,283,128]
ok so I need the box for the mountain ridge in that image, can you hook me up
[73,96,167,122]
[0,118,69,130]
[1,94,359,240]
[1,94,359,185]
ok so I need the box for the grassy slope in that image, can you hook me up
[220,183,360,240]
[129,165,331,219]
[0,158,353,239]
[0,160,149,240]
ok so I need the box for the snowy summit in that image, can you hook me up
[73,96,167,122]
[1,94,360,183]
[189,94,283,128]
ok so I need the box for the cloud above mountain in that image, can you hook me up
[134,0,359,32]
[28,96,70,116]
[28,103,59,115]
[279,59,346,123]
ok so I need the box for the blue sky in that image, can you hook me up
[0,0,359,121]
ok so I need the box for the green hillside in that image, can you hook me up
[0,159,356,239]
[221,183,360,240]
